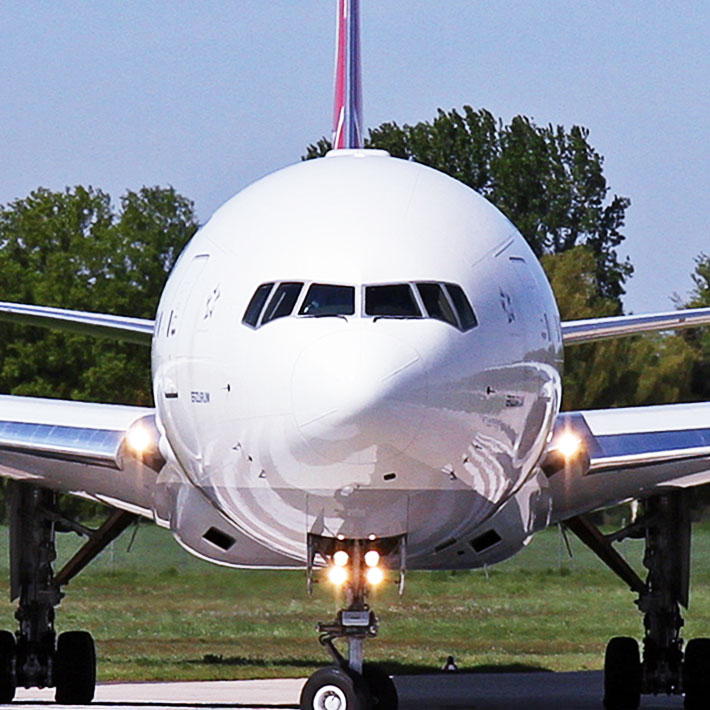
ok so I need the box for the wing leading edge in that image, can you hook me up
[562,306,710,345]
[0,301,153,346]
[0,395,159,518]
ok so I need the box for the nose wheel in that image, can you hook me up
[301,536,401,710]
[301,667,370,710]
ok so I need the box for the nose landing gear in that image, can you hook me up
[301,536,401,710]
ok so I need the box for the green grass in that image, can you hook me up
[1,519,710,682]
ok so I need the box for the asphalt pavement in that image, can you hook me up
[13,671,686,709]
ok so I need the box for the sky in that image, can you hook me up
[1,1,707,314]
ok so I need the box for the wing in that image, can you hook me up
[0,394,161,518]
[0,301,153,346]
[545,402,710,523]
[561,306,710,345]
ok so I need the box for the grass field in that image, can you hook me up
[1,518,710,682]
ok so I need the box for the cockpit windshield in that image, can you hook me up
[445,283,478,331]
[242,280,478,332]
[415,283,457,328]
[365,284,421,318]
[261,282,303,324]
[299,284,355,316]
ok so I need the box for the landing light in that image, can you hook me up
[333,550,349,567]
[555,431,582,459]
[364,550,380,568]
[328,565,348,586]
[126,424,152,455]
[366,567,384,586]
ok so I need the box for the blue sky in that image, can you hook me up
[1,1,707,313]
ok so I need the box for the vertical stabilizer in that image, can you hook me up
[332,0,363,149]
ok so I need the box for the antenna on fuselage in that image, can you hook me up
[332,0,364,149]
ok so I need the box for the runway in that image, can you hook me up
[14,671,685,709]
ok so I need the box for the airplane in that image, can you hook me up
[1,2,710,709]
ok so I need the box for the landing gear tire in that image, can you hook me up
[0,630,16,703]
[603,636,641,710]
[300,666,371,710]
[54,631,96,705]
[683,638,710,710]
[362,664,397,709]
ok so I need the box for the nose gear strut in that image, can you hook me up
[301,535,402,710]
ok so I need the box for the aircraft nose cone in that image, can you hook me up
[291,330,428,464]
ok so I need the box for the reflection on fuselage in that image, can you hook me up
[152,150,563,568]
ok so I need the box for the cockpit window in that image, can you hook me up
[416,283,458,328]
[242,282,274,327]
[445,283,478,331]
[244,279,477,331]
[261,282,303,324]
[365,284,422,318]
[299,284,355,316]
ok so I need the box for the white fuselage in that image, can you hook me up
[150,150,563,568]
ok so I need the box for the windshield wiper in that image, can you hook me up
[303,314,348,320]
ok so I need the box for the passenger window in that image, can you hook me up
[445,284,478,331]
[416,283,458,328]
[299,284,355,316]
[365,284,421,318]
[261,282,303,324]
[242,283,274,327]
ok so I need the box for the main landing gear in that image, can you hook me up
[567,491,709,710]
[300,536,401,710]
[0,482,137,704]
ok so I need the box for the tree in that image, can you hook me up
[0,185,198,405]
[542,247,696,410]
[674,253,710,401]
[305,106,632,301]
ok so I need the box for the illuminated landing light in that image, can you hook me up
[328,566,348,586]
[555,431,582,459]
[333,550,349,567]
[364,550,380,568]
[126,424,152,456]
[366,567,384,586]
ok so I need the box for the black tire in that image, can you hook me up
[54,631,96,705]
[0,630,16,703]
[300,666,371,710]
[362,664,397,710]
[684,637,710,710]
[603,636,641,710]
